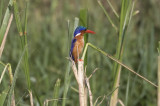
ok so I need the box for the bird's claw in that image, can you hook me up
[79,59,83,61]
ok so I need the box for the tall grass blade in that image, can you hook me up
[33,89,43,106]
[7,47,26,106]
[0,88,9,106]
[158,42,160,55]
[13,0,23,36]
[98,0,118,31]
[79,9,88,67]
[0,0,13,46]
[0,0,4,25]
[106,0,119,18]
[24,2,29,35]
[62,62,71,106]
[13,0,31,89]
[52,79,61,106]
[67,20,70,52]
[23,1,30,90]
[110,0,134,105]
[62,18,79,106]
[158,41,160,106]
[125,72,130,106]
[148,26,155,78]
[62,20,71,106]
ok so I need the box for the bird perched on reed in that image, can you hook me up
[70,26,95,63]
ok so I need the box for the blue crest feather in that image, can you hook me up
[74,26,86,37]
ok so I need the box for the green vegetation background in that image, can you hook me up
[0,0,160,105]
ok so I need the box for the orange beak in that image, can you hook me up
[85,30,96,34]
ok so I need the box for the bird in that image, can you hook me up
[70,26,95,63]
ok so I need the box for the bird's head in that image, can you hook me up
[74,26,95,37]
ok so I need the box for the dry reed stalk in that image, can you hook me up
[29,90,34,106]
[110,66,121,106]
[158,56,160,106]
[78,60,86,106]
[71,59,95,106]
[118,99,125,106]
[71,60,86,106]
[85,78,93,106]
[0,64,8,84]
[11,93,15,106]
[0,13,13,58]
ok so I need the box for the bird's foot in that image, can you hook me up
[79,59,83,61]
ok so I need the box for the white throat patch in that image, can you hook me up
[75,33,81,37]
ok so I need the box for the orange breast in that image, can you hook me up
[72,36,84,62]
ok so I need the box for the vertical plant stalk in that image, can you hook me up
[8,65,15,106]
[79,9,88,67]
[62,18,79,106]
[110,0,134,105]
[78,61,86,106]
[13,0,31,89]
[52,79,61,106]
[79,9,88,105]
[80,9,88,105]
[85,75,94,106]
[23,1,31,90]
[0,0,4,23]
[158,42,160,106]
[125,72,130,106]
[7,47,26,106]
[158,56,160,106]
[111,66,121,105]
[71,60,87,106]
[13,0,23,36]
[86,79,93,106]
[29,91,34,106]
[0,13,13,58]
[0,0,14,45]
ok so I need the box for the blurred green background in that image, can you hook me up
[0,0,160,105]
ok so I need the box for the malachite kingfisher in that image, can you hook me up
[70,26,95,63]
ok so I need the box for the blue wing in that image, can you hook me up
[70,38,77,60]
